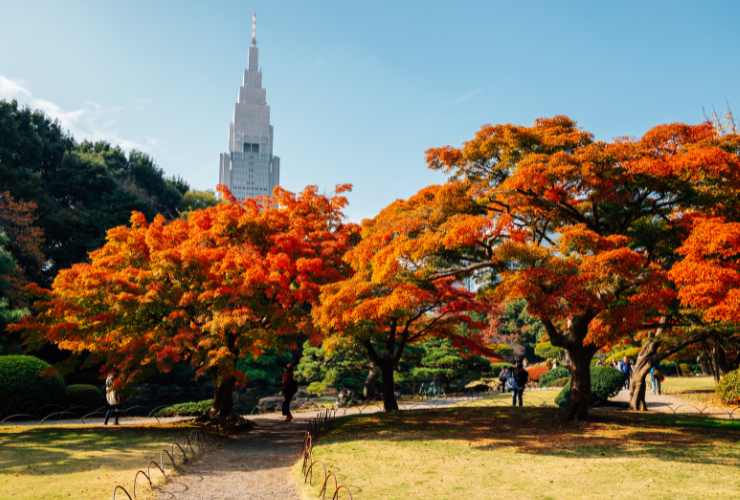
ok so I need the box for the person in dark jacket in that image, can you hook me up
[511,361,529,407]
[281,363,298,422]
[621,356,632,389]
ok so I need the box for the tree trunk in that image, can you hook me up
[380,360,399,412]
[212,375,235,419]
[364,363,380,400]
[565,345,596,421]
[629,338,659,411]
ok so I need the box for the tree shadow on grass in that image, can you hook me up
[326,406,740,467]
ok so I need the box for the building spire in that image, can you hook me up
[251,12,257,46]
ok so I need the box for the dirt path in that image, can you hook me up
[611,388,735,418]
[155,397,474,499]
[157,415,306,500]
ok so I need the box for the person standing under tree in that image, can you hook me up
[511,360,529,407]
[104,373,120,425]
[621,356,632,389]
[281,363,298,422]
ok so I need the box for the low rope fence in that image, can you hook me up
[111,428,219,500]
[0,404,170,425]
[0,403,196,425]
[301,408,356,500]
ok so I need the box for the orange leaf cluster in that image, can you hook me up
[669,217,740,322]
[13,185,358,385]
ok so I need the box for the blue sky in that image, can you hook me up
[1,1,739,220]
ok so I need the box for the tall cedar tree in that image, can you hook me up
[13,185,358,418]
[426,117,739,420]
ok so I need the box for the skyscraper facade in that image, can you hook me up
[218,14,280,199]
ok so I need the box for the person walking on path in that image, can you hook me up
[621,356,632,389]
[511,361,529,407]
[104,373,120,425]
[499,366,511,393]
[281,363,298,422]
[650,366,663,395]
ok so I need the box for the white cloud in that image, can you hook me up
[0,75,154,153]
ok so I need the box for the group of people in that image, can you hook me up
[615,357,664,394]
[498,360,530,407]
[102,355,669,426]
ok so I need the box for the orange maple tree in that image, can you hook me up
[14,185,358,418]
[669,217,739,323]
[425,116,739,419]
[313,183,491,411]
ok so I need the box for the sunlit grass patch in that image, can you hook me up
[0,423,194,500]
[661,376,726,407]
[298,401,740,499]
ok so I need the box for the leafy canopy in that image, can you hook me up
[14,185,358,388]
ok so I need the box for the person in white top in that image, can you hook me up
[104,373,120,425]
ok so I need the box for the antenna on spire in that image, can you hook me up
[251,12,257,46]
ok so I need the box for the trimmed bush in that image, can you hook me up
[539,366,570,387]
[548,376,570,388]
[717,368,740,405]
[154,399,213,417]
[555,366,625,408]
[0,355,66,415]
[66,384,104,409]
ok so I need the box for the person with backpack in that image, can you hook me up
[281,363,298,422]
[621,356,632,389]
[498,367,511,393]
[650,366,664,395]
[510,360,529,407]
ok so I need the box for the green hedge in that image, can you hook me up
[154,399,213,417]
[548,376,570,388]
[717,368,740,405]
[0,355,66,415]
[555,366,625,408]
[539,366,570,387]
[66,384,104,409]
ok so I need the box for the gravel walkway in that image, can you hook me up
[155,398,474,500]
[157,415,306,500]
[611,388,736,418]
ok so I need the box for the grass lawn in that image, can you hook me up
[0,423,192,500]
[461,387,561,408]
[299,400,740,499]
[661,376,726,407]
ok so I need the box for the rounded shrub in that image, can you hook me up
[154,399,213,417]
[717,368,740,405]
[555,366,625,408]
[66,384,104,409]
[539,366,570,387]
[0,355,66,415]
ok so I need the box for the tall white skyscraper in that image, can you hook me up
[219,13,280,199]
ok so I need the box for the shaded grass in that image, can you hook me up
[299,401,740,500]
[0,423,194,500]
